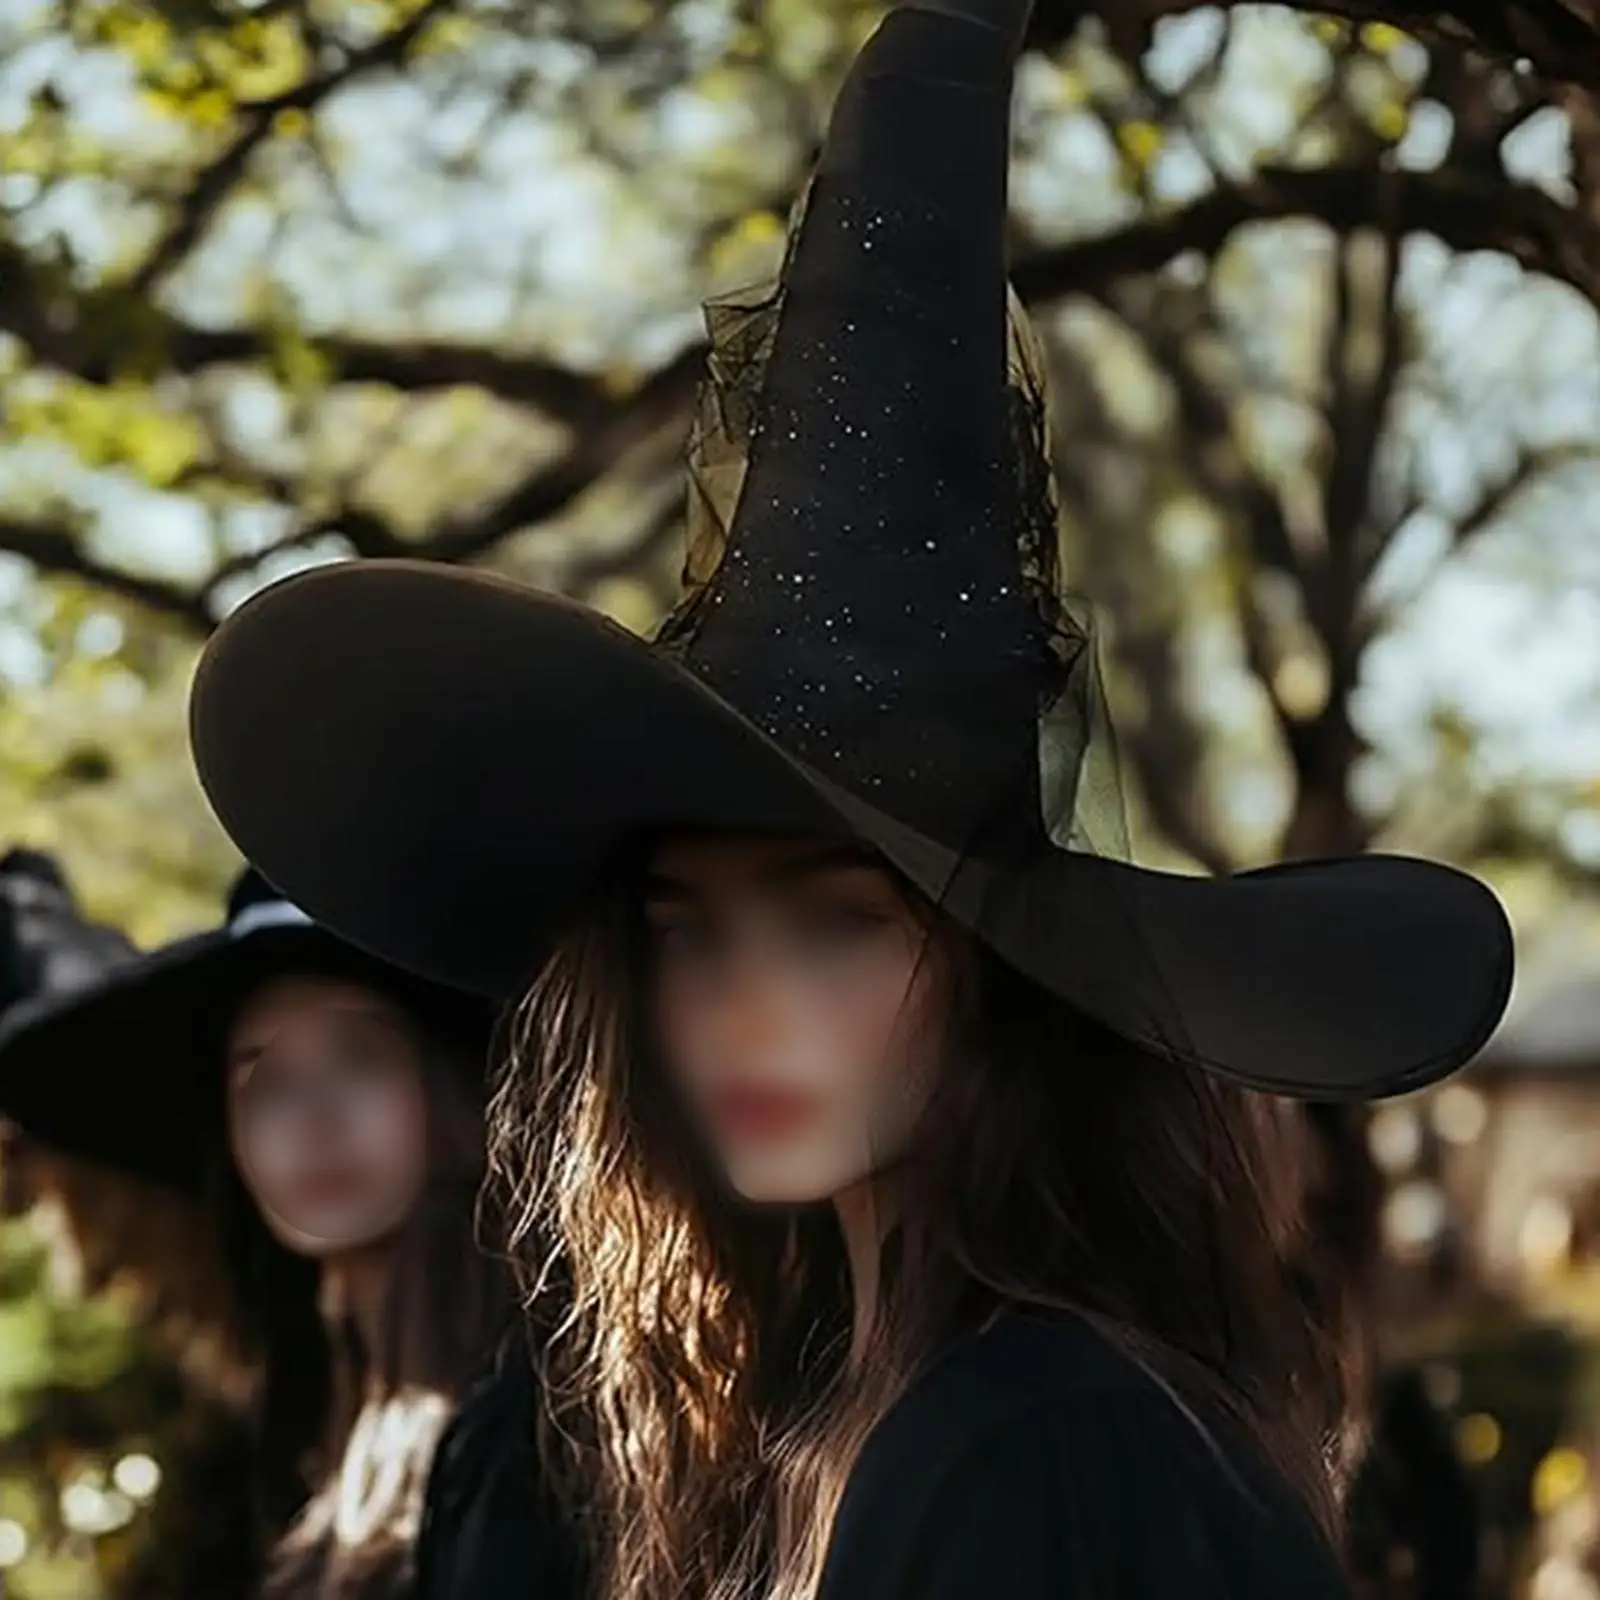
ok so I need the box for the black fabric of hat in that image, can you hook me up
[0,868,492,1192]
[0,849,137,1019]
[188,0,1511,1101]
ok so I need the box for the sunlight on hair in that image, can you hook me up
[495,876,1350,1600]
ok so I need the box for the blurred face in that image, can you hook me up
[646,834,949,1204]
[225,977,430,1258]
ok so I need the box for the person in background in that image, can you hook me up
[0,866,511,1599]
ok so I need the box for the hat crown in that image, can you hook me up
[0,849,135,1017]
[658,12,1093,855]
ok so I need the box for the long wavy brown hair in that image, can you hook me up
[489,846,1347,1600]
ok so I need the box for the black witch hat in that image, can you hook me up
[0,867,491,1191]
[0,848,137,1019]
[188,0,1511,1100]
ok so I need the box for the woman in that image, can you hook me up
[0,866,510,1599]
[187,0,1515,1593]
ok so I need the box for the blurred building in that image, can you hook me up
[1466,981,1600,1289]
[1369,979,1600,1600]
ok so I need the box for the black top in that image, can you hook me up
[417,1314,1348,1599]
[817,1314,1351,1600]
[411,1336,584,1600]
[1345,1364,1479,1600]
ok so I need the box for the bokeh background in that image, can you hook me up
[1,0,1599,1593]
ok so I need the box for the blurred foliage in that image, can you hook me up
[0,581,232,943]
[0,1209,255,1599]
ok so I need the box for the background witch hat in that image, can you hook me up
[0,848,137,1019]
[190,0,1511,1101]
[0,846,140,1211]
[0,856,250,1391]
[0,866,491,1191]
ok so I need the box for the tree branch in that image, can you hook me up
[0,518,213,632]
[1562,80,1600,238]
[12,160,1594,438]
[1460,441,1599,552]
[1353,440,1599,660]
[407,344,704,564]
[173,328,619,423]
[128,0,459,296]
[187,341,705,613]
[9,102,1600,638]
[1025,0,1600,89]
[564,487,684,598]
[1013,165,1600,310]
[0,236,650,430]
[1331,188,1410,589]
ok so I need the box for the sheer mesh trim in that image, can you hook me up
[662,242,1129,862]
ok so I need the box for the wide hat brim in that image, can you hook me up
[0,920,491,1192]
[191,560,1512,1103]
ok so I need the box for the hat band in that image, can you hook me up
[229,898,314,940]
